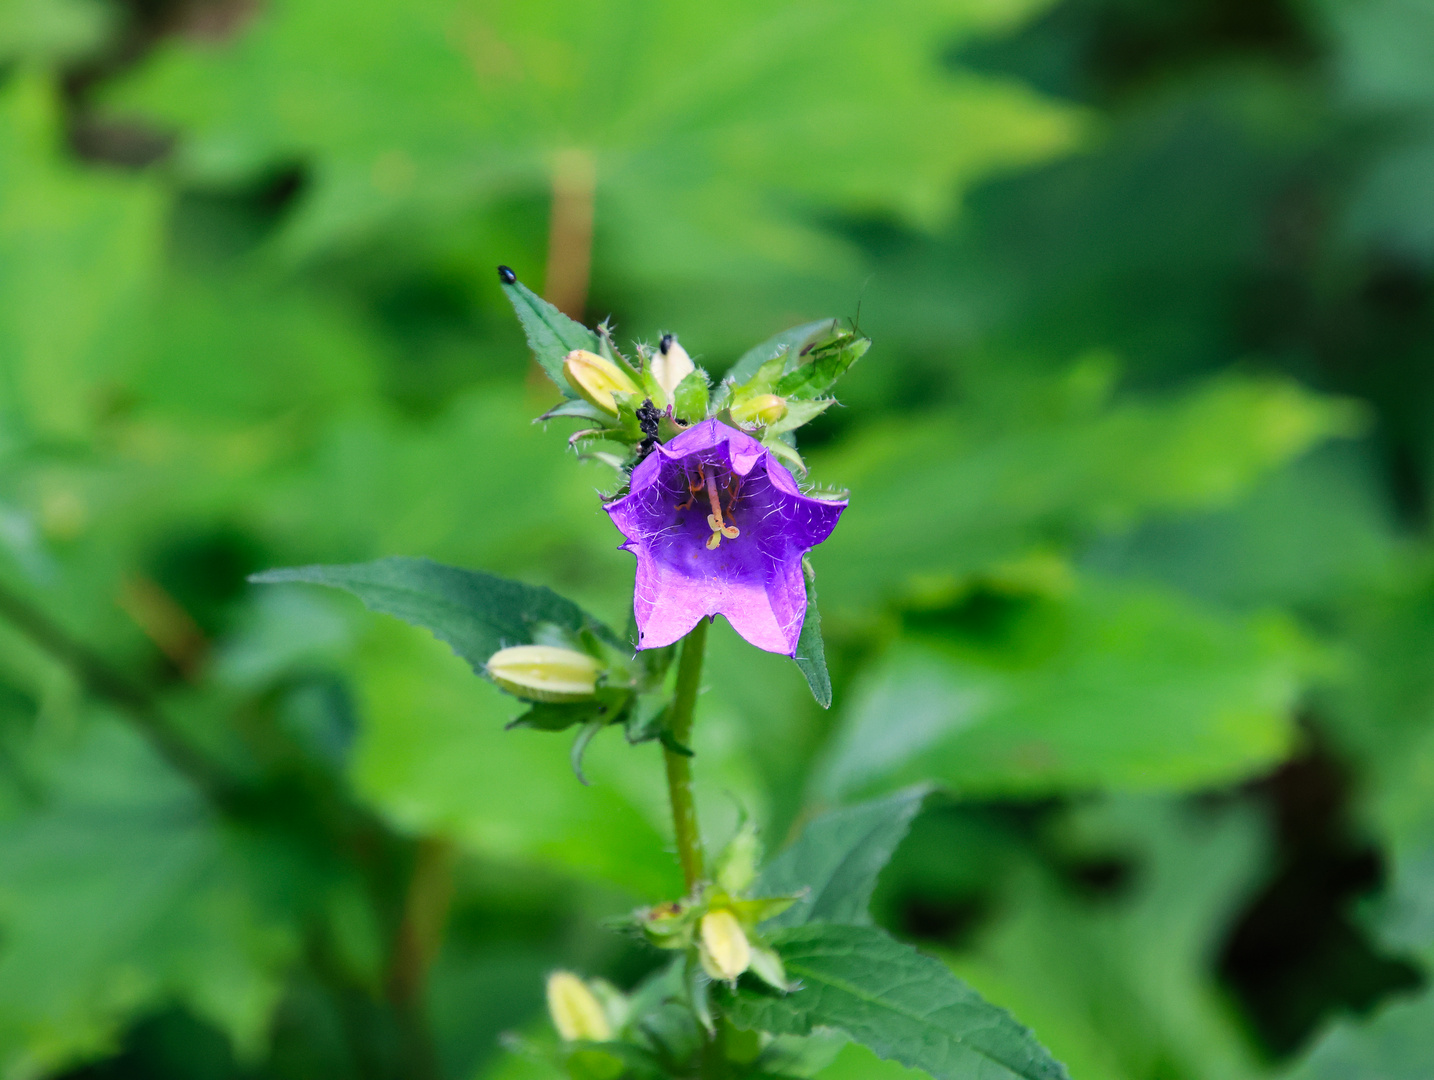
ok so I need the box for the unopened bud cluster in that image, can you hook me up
[628,823,797,993]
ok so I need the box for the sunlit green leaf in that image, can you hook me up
[817,579,1305,799]
[107,0,1083,273]
[0,72,162,439]
[0,0,109,61]
[813,376,1360,608]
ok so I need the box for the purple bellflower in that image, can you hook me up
[605,419,846,655]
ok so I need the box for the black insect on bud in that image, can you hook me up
[636,399,662,440]
[634,398,662,464]
[659,333,675,354]
[498,265,517,284]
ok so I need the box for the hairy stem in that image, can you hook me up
[666,619,709,891]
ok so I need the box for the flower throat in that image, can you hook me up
[678,463,742,550]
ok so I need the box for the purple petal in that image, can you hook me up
[605,420,847,656]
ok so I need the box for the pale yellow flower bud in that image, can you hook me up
[563,349,640,416]
[546,971,613,1042]
[698,908,751,983]
[652,334,695,399]
[486,645,600,702]
[730,393,788,426]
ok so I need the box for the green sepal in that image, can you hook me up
[596,320,644,385]
[729,895,800,926]
[578,448,630,471]
[673,369,711,424]
[657,412,684,442]
[612,394,650,442]
[685,953,715,1035]
[632,640,678,690]
[766,397,836,437]
[763,435,807,476]
[639,368,670,411]
[507,687,632,733]
[500,274,598,394]
[569,427,636,448]
[540,398,616,425]
[714,820,762,895]
[570,720,605,786]
[624,692,670,745]
[746,943,792,993]
[709,379,733,414]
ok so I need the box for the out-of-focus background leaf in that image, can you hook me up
[2,0,1434,1076]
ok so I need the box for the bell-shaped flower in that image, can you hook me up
[605,419,845,655]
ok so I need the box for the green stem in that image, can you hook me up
[666,619,709,891]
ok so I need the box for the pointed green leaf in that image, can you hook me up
[725,923,1068,1080]
[251,557,622,678]
[793,569,832,708]
[539,397,613,423]
[756,786,928,929]
[500,275,598,392]
[775,327,869,400]
[767,398,837,438]
[728,320,838,384]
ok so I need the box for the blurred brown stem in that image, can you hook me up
[117,572,209,679]
[387,836,454,1005]
[0,578,233,804]
[385,836,452,1080]
[543,148,596,320]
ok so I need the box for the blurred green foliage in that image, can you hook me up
[1,0,1433,1077]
